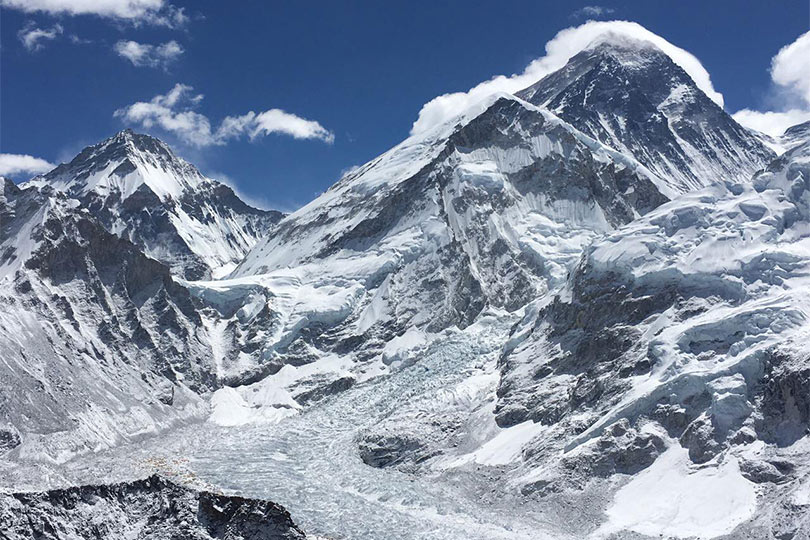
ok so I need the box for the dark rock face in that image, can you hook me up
[494,262,687,429]
[560,419,666,477]
[447,98,670,229]
[517,40,774,191]
[21,190,215,393]
[0,475,306,540]
[758,351,810,447]
[358,433,435,469]
[0,425,21,453]
[85,179,282,280]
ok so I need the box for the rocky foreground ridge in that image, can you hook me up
[0,475,307,540]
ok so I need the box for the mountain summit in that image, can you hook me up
[30,129,205,201]
[27,130,283,279]
[517,35,774,192]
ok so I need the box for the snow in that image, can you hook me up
[24,130,276,278]
[3,53,809,540]
[446,420,545,468]
[600,445,757,539]
[0,195,49,281]
[381,327,429,365]
[209,386,297,427]
[209,354,355,427]
[28,141,199,203]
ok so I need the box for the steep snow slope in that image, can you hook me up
[494,129,810,538]
[517,35,774,193]
[0,179,212,463]
[26,130,282,279]
[200,94,670,422]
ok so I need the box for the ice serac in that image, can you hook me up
[0,180,212,462]
[517,34,775,193]
[495,122,810,537]
[0,475,306,540]
[27,130,282,280]
[207,94,668,416]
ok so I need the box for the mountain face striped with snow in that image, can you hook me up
[493,125,810,537]
[213,95,669,398]
[517,36,775,193]
[3,33,810,540]
[0,178,211,461]
[27,130,282,280]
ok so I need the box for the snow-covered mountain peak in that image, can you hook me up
[22,130,282,280]
[581,32,667,65]
[783,120,810,147]
[29,129,204,203]
[516,39,775,193]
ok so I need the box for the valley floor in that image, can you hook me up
[1,310,794,540]
[1,314,592,540]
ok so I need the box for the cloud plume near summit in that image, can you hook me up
[410,20,724,136]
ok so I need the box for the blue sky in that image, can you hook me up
[2,0,809,211]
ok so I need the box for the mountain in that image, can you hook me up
[26,130,282,280]
[4,34,810,540]
[782,120,810,149]
[0,178,212,462]
[199,93,671,422]
[494,122,810,536]
[516,35,775,193]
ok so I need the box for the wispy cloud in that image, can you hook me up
[0,153,55,177]
[114,84,335,147]
[114,40,183,68]
[733,31,810,137]
[1,0,187,27]
[571,6,615,19]
[18,22,63,51]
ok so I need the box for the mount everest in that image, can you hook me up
[2,30,809,540]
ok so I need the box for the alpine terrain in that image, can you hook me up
[3,28,810,540]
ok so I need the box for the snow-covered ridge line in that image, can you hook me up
[24,129,283,280]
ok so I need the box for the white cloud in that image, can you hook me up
[250,109,335,143]
[18,22,63,51]
[572,6,615,19]
[411,20,723,136]
[1,0,186,26]
[732,31,810,138]
[114,40,183,68]
[771,31,810,105]
[115,84,334,147]
[115,84,214,147]
[0,153,55,177]
[732,109,810,138]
